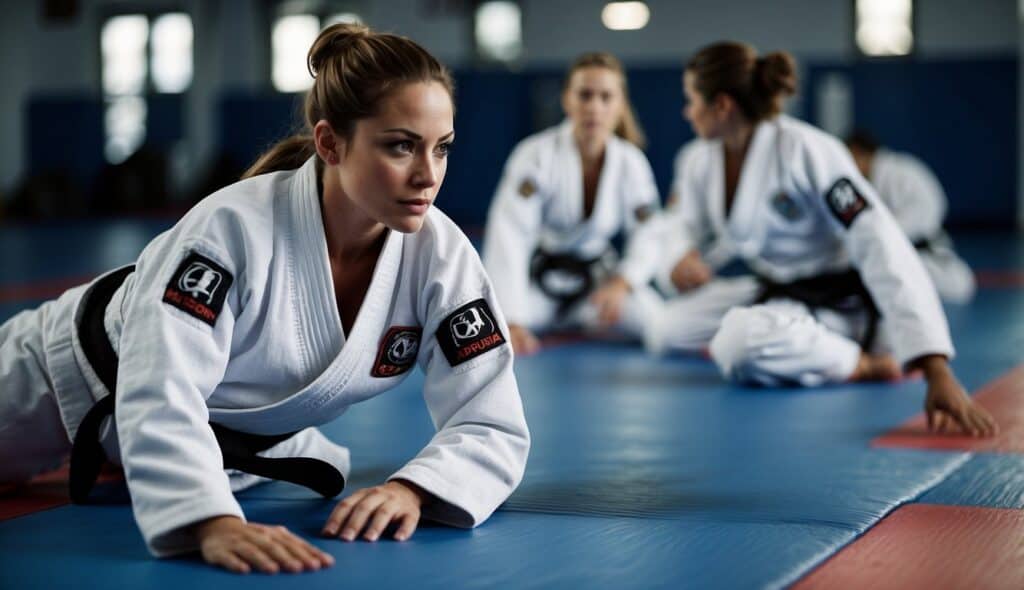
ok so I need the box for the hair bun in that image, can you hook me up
[307,22,372,78]
[755,51,797,97]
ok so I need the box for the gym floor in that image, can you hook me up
[2,219,1023,589]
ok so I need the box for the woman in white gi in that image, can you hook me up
[645,42,995,436]
[846,130,976,303]
[0,24,529,574]
[483,52,662,355]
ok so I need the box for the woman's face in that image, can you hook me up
[683,70,721,139]
[563,66,624,145]
[331,81,454,234]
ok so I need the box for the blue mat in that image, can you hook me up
[1,224,1023,588]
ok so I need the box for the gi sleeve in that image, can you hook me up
[389,238,530,528]
[481,142,545,326]
[114,230,244,557]
[803,137,954,367]
[616,150,663,289]
[877,155,947,242]
[653,147,712,294]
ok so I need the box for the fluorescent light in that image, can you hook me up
[272,15,320,92]
[602,2,649,31]
[151,13,193,93]
[475,1,522,62]
[856,0,913,56]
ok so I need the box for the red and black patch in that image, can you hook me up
[371,326,422,378]
[436,299,506,367]
[162,252,233,327]
[825,178,870,228]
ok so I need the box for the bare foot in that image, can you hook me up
[850,353,902,382]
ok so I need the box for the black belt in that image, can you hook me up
[68,266,345,504]
[755,269,881,350]
[529,248,609,313]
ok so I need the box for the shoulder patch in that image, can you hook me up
[771,191,803,221]
[518,178,537,199]
[634,204,654,223]
[371,326,422,378]
[162,252,233,327]
[436,299,506,367]
[825,178,869,227]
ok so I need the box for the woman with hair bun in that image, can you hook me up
[641,42,995,437]
[482,52,663,355]
[0,23,529,572]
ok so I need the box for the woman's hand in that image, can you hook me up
[322,480,426,543]
[508,324,541,356]
[589,275,631,326]
[669,249,712,292]
[916,355,998,437]
[195,515,334,575]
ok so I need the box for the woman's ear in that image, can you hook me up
[313,120,342,166]
[713,93,737,121]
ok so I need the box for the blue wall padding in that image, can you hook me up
[147,94,185,149]
[919,454,1024,509]
[26,57,1016,228]
[439,71,533,224]
[217,91,305,170]
[805,58,1017,228]
[26,95,105,187]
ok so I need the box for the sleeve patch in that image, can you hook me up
[634,204,654,223]
[435,299,507,367]
[371,326,422,378]
[162,252,234,327]
[825,178,870,228]
[518,178,537,199]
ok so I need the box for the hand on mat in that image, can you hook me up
[590,275,631,326]
[322,479,425,542]
[195,515,335,575]
[670,250,712,292]
[509,324,541,356]
[920,358,998,437]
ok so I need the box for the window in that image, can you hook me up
[101,12,193,163]
[474,1,522,63]
[271,11,363,92]
[855,0,913,57]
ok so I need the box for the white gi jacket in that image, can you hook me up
[482,121,660,326]
[70,157,528,556]
[654,115,953,367]
[869,148,947,243]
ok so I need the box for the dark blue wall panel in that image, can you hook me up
[805,58,1017,229]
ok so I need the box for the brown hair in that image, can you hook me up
[686,42,797,122]
[243,23,455,179]
[564,52,646,149]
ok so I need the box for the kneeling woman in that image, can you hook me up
[0,24,529,573]
[483,53,663,355]
[646,42,994,436]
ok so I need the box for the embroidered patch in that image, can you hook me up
[436,299,506,367]
[162,252,233,327]
[634,204,654,223]
[771,191,803,221]
[371,326,422,378]
[518,178,537,199]
[825,178,869,228]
